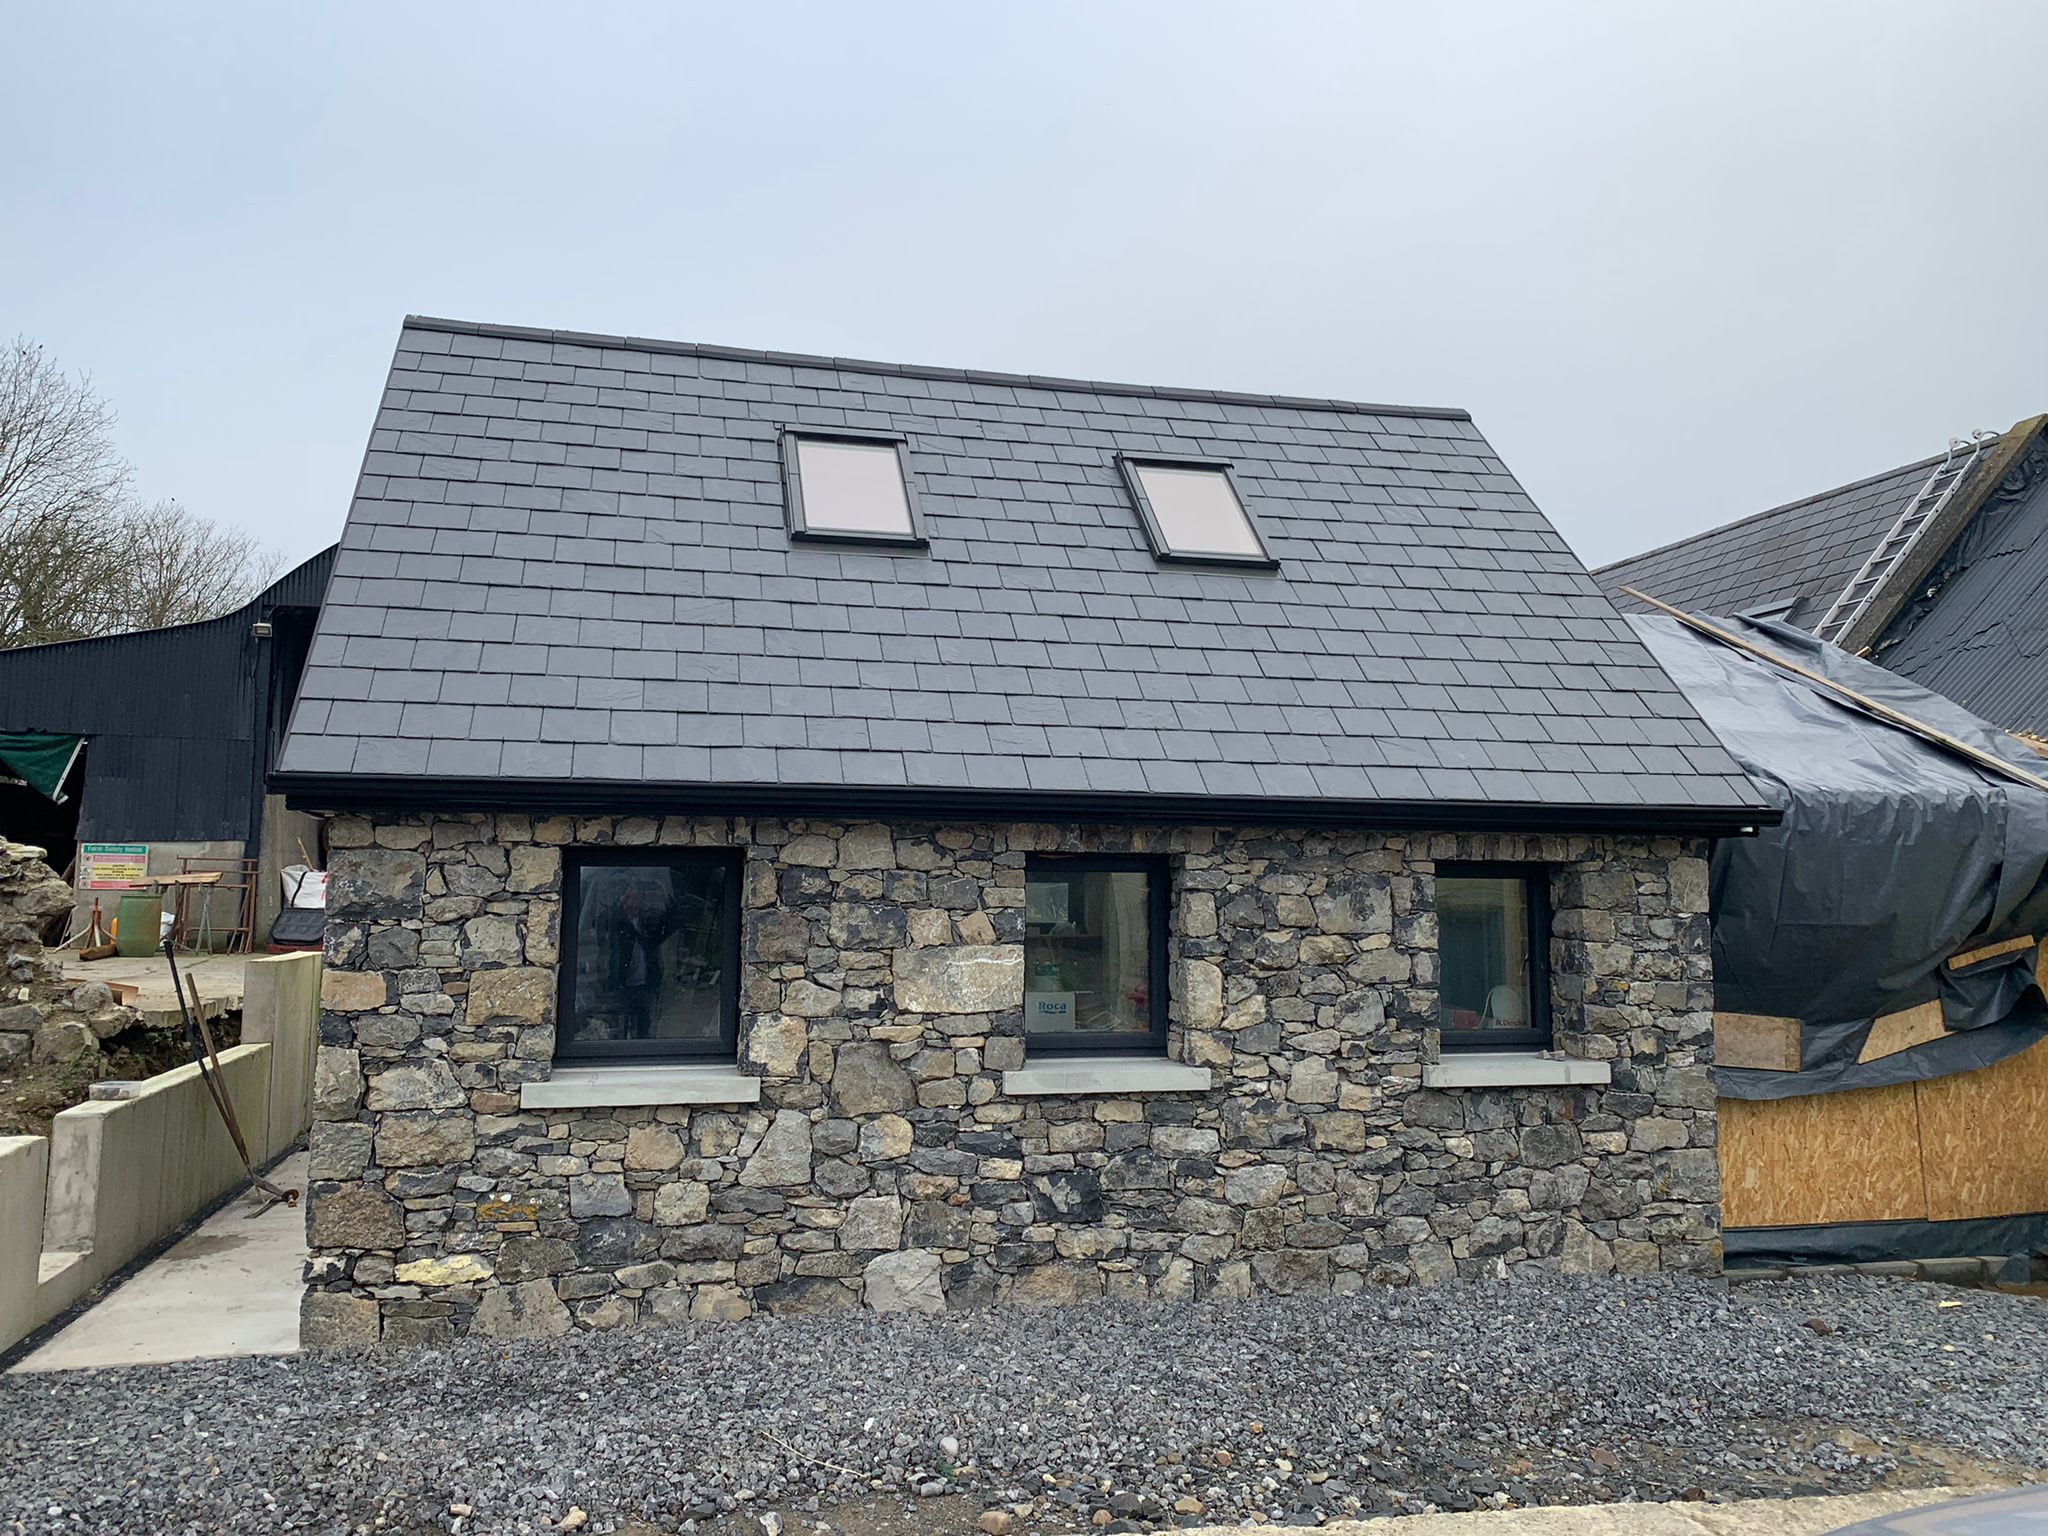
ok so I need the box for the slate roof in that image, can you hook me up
[274,316,1769,827]
[1594,451,1943,627]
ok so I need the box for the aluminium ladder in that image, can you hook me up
[1814,429,1998,647]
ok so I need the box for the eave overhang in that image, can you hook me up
[274,772,1779,837]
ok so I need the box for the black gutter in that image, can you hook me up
[274,772,1779,836]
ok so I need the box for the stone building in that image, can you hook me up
[277,317,1772,1347]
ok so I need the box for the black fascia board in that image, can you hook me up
[1116,453,1282,570]
[274,771,1780,836]
[779,426,930,550]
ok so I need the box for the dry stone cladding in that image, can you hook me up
[301,813,1719,1347]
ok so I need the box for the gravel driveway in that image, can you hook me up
[0,1275,2041,1535]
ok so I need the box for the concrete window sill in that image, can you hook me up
[519,1063,763,1110]
[1002,1057,1212,1097]
[1421,1052,1612,1089]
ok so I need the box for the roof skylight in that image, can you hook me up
[782,432,925,546]
[1119,457,1276,567]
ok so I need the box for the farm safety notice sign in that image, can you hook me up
[80,843,149,889]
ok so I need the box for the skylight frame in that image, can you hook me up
[1116,453,1279,569]
[779,427,930,550]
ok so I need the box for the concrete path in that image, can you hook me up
[11,1151,306,1373]
[1196,1487,1986,1534]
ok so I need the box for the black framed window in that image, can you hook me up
[780,428,929,547]
[1023,855,1169,1055]
[556,849,741,1061]
[1436,862,1550,1051]
[1117,454,1278,568]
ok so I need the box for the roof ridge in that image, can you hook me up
[403,314,1474,423]
[1593,445,1954,576]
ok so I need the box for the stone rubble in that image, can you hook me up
[0,837,139,1073]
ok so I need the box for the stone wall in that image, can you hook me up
[302,815,1719,1347]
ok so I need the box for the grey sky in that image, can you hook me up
[6,1,2044,575]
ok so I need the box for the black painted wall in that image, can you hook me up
[0,548,335,847]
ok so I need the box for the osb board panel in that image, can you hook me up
[1718,1084,1927,1229]
[1917,1037,2048,1221]
[1716,1012,1801,1072]
[1858,1001,1946,1064]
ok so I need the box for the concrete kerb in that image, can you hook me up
[1171,1486,1988,1535]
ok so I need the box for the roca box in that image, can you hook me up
[1025,990,1075,1027]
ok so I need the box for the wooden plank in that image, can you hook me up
[1718,1084,1928,1229]
[1715,1012,1802,1072]
[1916,1037,2048,1221]
[1947,935,2034,969]
[1857,1000,1947,1064]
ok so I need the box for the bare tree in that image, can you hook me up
[0,337,281,650]
[116,499,284,631]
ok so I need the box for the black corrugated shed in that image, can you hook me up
[0,546,335,845]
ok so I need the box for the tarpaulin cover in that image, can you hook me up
[1629,614,2048,1101]
[0,732,84,804]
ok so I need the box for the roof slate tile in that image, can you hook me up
[278,316,1766,817]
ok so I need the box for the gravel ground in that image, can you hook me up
[0,1275,2042,1536]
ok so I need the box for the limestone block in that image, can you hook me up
[840,1194,905,1250]
[653,1180,712,1226]
[828,902,909,950]
[309,1184,405,1250]
[893,945,1022,1015]
[781,834,837,867]
[327,849,426,922]
[838,824,895,869]
[626,1125,684,1171]
[753,913,819,971]
[472,1279,572,1339]
[863,1248,945,1312]
[312,1047,364,1120]
[1006,1261,1103,1307]
[321,970,390,1013]
[781,980,842,1018]
[1222,1163,1289,1208]
[300,1291,381,1350]
[395,1253,493,1286]
[508,845,561,894]
[374,1111,476,1167]
[570,1174,633,1217]
[858,1113,914,1162]
[829,1042,916,1115]
[691,1282,754,1321]
[365,1061,465,1112]
[466,966,553,1025]
[309,1120,374,1180]
[738,1109,813,1187]
[745,1015,806,1078]
[1182,960,1223,1030]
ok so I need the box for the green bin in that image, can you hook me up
[114,890,163,957]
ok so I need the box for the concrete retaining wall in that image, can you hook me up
[243,952,322,1163]
[0,951,321,1354]
[0,1137,49,1350]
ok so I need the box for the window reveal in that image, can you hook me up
[556,850,741,1061]
[1436,864,1550,1051]
[1023,856,1169,1055]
